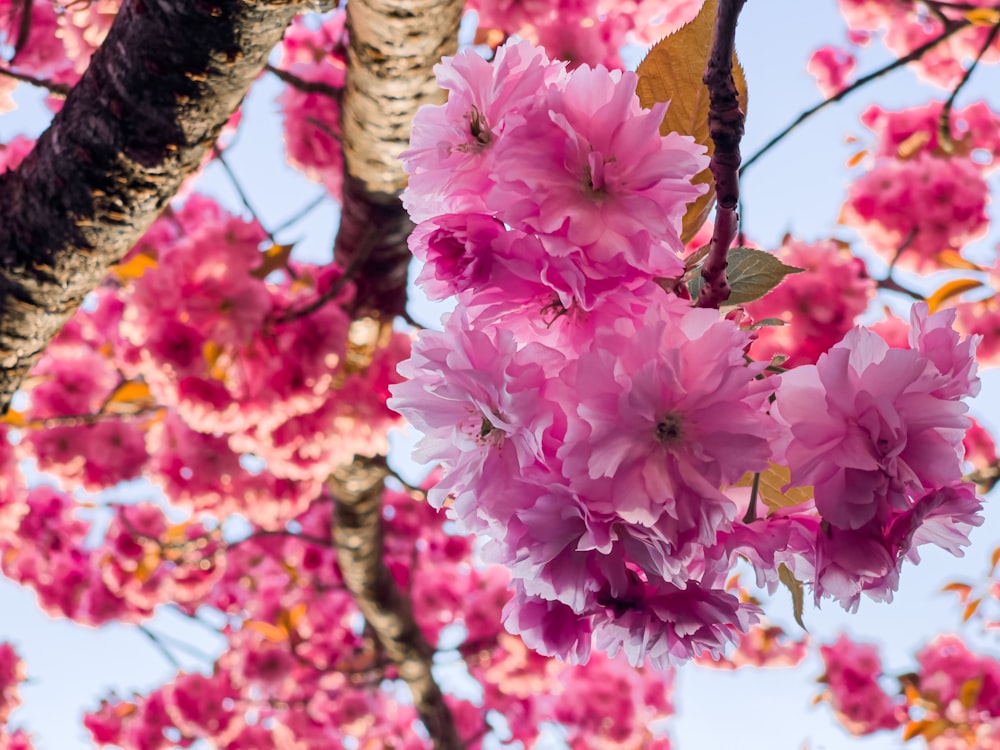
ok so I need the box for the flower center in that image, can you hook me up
[654,413,684,445]
[465,107,492,150]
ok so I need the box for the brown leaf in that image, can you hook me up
[636,0,748,243]
[926,278,983,313]
[735,463,814,513]
[251,243,295,280]
[244,620,290,642]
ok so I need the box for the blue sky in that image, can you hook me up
[3,1,1000,748]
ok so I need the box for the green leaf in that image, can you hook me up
[778,563,807,631]
[688,247,803,305]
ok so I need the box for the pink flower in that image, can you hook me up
[746,238,875,368]
[592,577,759,669]
[807,45,856,97]
[487,64,705,277]
[560,300,778,530]
[819,634,906,735]
[773,306,977,530]
[842,153,989,272]
[503,582,593,664]
[402,39,566,222]
[407,214,508,300]
[387,311,565,528]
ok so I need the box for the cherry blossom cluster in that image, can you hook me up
[276,13,348,199]
[723,306,984,612]
[0,642,33,750]
[391,37,986,670]
[743,238,875,367]
[842,104,999,273]
[467,0,705,69]
[819,632,1000,749]
[79,487,675,749]
[835,0,1000,89]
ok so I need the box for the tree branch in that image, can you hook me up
[335,0,463,318]
[330,458,461,750]
[740,17,970,175]
[696,0,747,309]
[0,65,71,96]
[0,0,308,413]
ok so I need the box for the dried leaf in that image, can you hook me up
[688,247,803,305]
[107,381,154,410]
[251,243,295,280]
[959,676,983,709]
[244,620,289,642]
[966,8,1000,26]
[135,548,161,584]
[963,597,983,622]
[286,602,308,631]
[110,252,158,282]
[735,463,814,512]
[778,563,807,631]
[847,149,867,167]
[0,410,27,428]
[114,702,138,719]
[636,0,748,243]
[942,581,973,602]
[897,130,931,160]
[926,278,983,313]
[935,250,984,271]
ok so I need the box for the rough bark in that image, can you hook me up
[696,0,747,309]
[331,459,462,750]
[335,0,463,317]
[0,0,307,413]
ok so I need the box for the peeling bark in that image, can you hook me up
[331,459,462,750]
[335,0,463,317]
[0,0,307,413]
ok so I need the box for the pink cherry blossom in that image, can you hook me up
[773,306,977,531]
[818,634,906,735]
[807,45,856,97]
[486,63,705,277]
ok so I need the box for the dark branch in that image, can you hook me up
[696,0,747,309]
[938,18,1000,151]
[335,0,464,318]
[741,18,971,175]
[0,0,308,413]
[0,65,71,96]
[331,458,461,750]
[265,62,342,100]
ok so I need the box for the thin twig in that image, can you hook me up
[137,625,182,670]
[0,65,70,96]
[213,147,275,241]
[273,191,328,234]
[741,18,971,175]
[696,0,748,309]
[939,18,1000,151]
[227,528,336,549]
[888,227,919,272]
[275,228,376,322]
[141,627,217,662]
[876,276,925,300]
[265,63,342,101]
